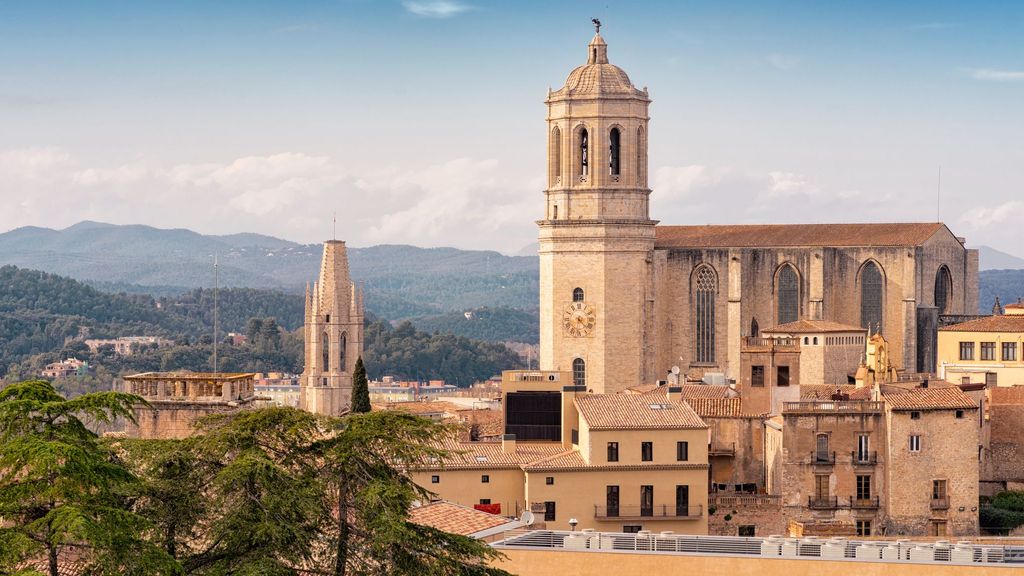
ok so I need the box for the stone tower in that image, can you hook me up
[301,240,365,415]
[538,29,656,394]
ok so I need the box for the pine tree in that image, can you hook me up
[351,356,371,413]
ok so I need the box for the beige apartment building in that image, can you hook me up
[412,371,709,534]
[938,311,1024,387]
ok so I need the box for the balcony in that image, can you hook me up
[784,401,884,414]
[931,497,950,510]
[851,451,878,466]
[850,496,880,510]
[808,496,839,510]
[742,336,800,353]
[810,451,836,466]
[709,442,736,457]
[594,505,703,521]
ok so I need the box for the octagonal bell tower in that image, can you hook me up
[538,26,656,394]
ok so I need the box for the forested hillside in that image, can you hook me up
[414,307,538,344]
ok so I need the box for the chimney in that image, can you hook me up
[502,434,517,454]
[667,386,682,403]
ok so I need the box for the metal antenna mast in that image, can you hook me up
[937,166,941,222]
[213,254,219,373]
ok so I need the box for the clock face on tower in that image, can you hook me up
[562,301,596,337]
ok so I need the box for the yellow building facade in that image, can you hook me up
[937,312,1024,387]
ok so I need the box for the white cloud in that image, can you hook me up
[961,200,1024,228]
[767,53,802,71]
[0,147,71,181]
[965,68,1024,82]
[402,1,471,18]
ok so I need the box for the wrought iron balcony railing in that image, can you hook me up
[594,505,704,520]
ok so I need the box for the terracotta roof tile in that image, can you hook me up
[382,401,460,415]
[684,398,766,418]
[763,319,866,334]
[423,437,568,470]
[884,387,978,411]
[574,394,707,430]
[655,223,946,249]
[521,450,587,471]
[409,501,512,536]
[640,384,733,400]
[939,315,1024,333]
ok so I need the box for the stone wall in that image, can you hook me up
[989,404,1024,483]
[126,401,249,439]
[707,495,785,536]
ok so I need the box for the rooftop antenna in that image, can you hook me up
[213,254,219,374]
[333,211,337,241]
[936,166,941,223]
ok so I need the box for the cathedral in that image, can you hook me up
[539,30,978,394]
[301,240,365,415]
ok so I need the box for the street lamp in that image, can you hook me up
[568,518,578,532]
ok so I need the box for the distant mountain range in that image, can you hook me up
[0,222,1021,317]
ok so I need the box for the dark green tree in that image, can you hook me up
[351,357,370,414]
[0,380,179,576]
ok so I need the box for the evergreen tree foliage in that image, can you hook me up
[0,380,178,576]
[351,357,370,414]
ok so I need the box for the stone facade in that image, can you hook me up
[123,372,256,439]
[300,240,364,415]
[987,387,1024,487]
[707,494,786,537]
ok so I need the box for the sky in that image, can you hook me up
[0,0,1022,255]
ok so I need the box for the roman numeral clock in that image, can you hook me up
[563,301,596,338]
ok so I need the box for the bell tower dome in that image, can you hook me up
[538,26,657,394]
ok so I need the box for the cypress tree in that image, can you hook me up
[351,356,371,413]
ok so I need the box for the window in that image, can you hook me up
[930,521,947,537]
[321,331,330,370]
[777,365,790,387]
[803,337,809,345]
[960,342,975,361]
[578,128,589,177]
[751,365,765,387]
[641,442,653,462]
[815,434,829,462]
[981,342,996,361]
[856,475,872,500]
[738,525,756,537]
[572,287,585,302]
[481,475,489,483]
[956,410,964,419]
[910,435,921,452]
[1003,342,1018,362]
[856,520,872,537]
[544,501,556,522]
[339,332,347,372]
[608,127,621,175]
[606,485,620,517]
[676,441,689,462]
[549,126,561,185]
[552,205,558,219]
[857,434,870,462]
[932,479,947,500]
[675,485,690,516]
[607,442,619,462]
[986,372,998,387]
[814,475,829,501]
[813,337,818,345]
[640,485,654,517]
[479,499,491,505]
[431,475,439,484]
[910,411,921,420]
[572,358,586,388]
[623,525,642,534]
[860,261,883,335]
[750,317,759,337]
[777,264,799,325]
[546,476,554,486]
[694,266,718,363]
[935,266,952,314]
[635,126,645,185]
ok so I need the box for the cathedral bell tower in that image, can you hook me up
[538,26,656,394]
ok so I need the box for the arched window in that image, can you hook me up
[860,261,883,335]
[339,332,347,372]
[572,287,585,302]
[578,128,590,176]
[636,126,646,185]
[572,358,586,387]
[693,266,717,364]
[550,126,561,186]
[609,127,621,175]
[777,265,799,325]
[813,337,818,345]
[750,317,759,337]
[804,337,809,345]
[935,265,952,314]
[321,332,330,372]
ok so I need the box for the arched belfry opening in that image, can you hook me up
[609,127,621,176]
[550,126,562,186]
[321,332,330,371]
[578,128,590,177]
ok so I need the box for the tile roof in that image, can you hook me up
[684,398,766,419]
[991,386,1024,405]
[409,501,512,536]
[800,385,874,401]
[640,384,733,400]
[424,437,568,470]
[654,223,946,249]
[574,394,707,430]
[382,401,460,415]
[763,319,866,334]
[938,315,1024,333]
[883,387,978,411]
[521,450,587,471]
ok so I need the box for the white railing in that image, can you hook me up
[491,530,1024,567]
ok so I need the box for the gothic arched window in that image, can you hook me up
[321,332,330,371]
[550,126,561,186]
[935,265,952,314]
[777,265,799,325]
[693,265,717,364]
[579,128,589,176]
[751,317,760,338]
[572,287,585,302]
[860,261,884,335]
[609,127,621,176]
[339,332,347,372]
[572,358,586,387]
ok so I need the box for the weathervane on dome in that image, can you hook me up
[591,18,601,34]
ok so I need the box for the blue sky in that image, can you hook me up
[0,0,1022,254]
